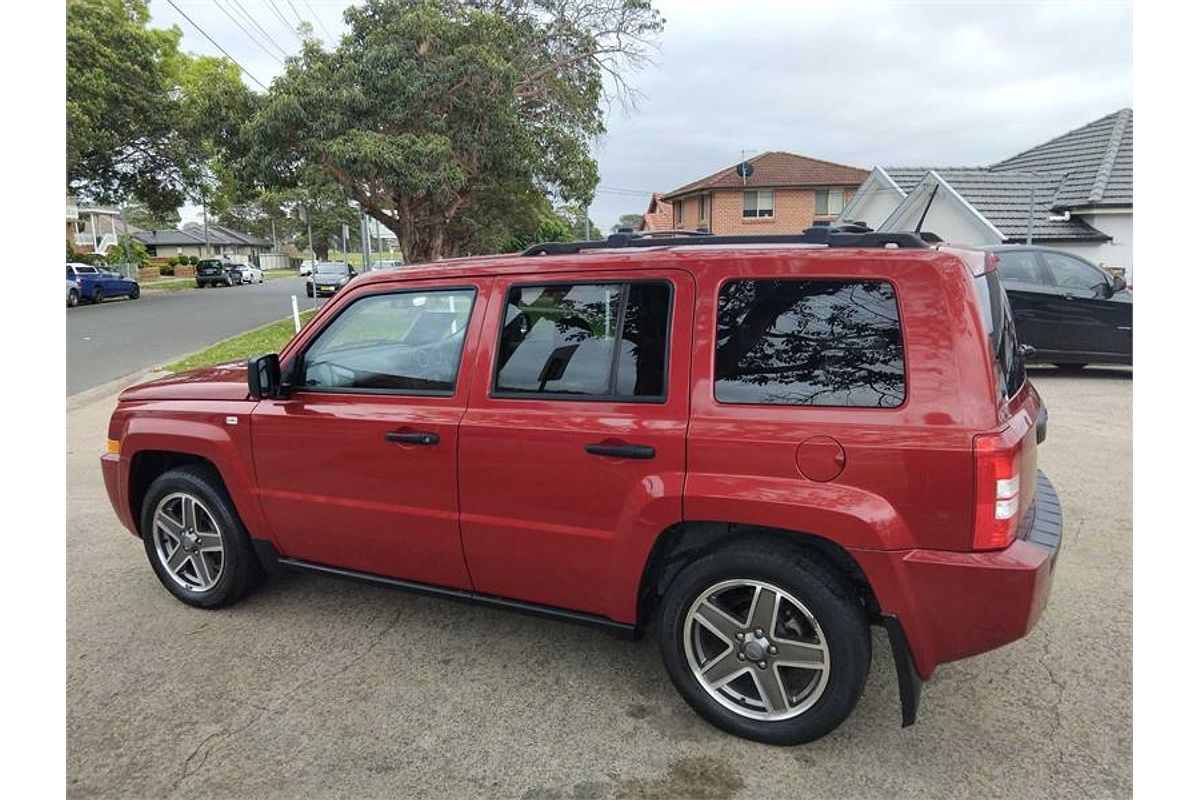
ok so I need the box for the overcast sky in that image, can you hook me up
[151,0,1132,232]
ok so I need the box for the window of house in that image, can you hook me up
[814,188,846,217]
[742,189,775,218]
[673,202,682,228]
[494,282,672,400]
[714,279,905,407]
[698,195,708,221]
[300,289,476,393]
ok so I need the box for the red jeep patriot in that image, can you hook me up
[101,229,1061,744]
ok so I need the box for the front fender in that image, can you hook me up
[684,474,915,551]
[116,401,271,541]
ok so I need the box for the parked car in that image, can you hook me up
[372,259,405,271]
[985,245,1132,369]
[67,262,139,303]
[67,279,80,307]
[299,260,317,276]
[195,258,237,288]
[101,230,1061,745]
[306,261,356,297]
[230,263,264,285]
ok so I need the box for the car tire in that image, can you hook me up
[1055,363,1087,371]
[657,540,870,745]
[140,464,264,609]
[129,285,140,300]
[68,288,79,307]
[91,287,103,304]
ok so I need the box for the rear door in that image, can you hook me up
[457,270,693,620]
[995,249,1061,354]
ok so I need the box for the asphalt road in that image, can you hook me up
[66,367,1132,798]
[65,277,318,395]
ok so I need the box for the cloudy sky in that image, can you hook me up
[150,0,1132,232]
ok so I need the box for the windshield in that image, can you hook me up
[315,263,349,276]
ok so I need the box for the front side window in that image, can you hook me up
[300,288,475,393]
[495,282,671,399]
[1040,252,1107,295]
[742,189,775,218]
[715,280,905,407]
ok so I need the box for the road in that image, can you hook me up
[66,278,317,395]
[65,367,1131,798]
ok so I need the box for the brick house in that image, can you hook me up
[634,193,675,232]
[660,151,869,235]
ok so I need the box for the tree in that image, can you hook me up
[246,0,663,263]
[555,204,599,241]
[120,200,180,231]
[67,0,258,215]
[612,213,643,233]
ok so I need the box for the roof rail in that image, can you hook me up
[521,226,935,256]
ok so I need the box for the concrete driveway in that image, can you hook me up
[66,367,1131,798]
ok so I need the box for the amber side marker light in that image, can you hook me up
[106,439,120,455]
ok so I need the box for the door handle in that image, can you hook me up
[385,431,440,446]
[585,442,655,460]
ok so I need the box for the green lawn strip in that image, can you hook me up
[166,310,316,373]
[140,278,196,291]
[264,270,300,280]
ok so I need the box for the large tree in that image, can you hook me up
[246,0,662,263]
[612,213,643,233]
[67,0,258,215]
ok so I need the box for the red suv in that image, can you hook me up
[101,229,1061,744]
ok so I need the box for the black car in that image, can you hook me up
[195,258,236,288]
[985,245,1131,369]
[306,262,357,298]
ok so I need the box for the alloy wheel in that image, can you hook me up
[151,492,225,592]
[683,579,830,721]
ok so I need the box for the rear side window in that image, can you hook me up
[996,251,1044,284]
[973,272,1025,400]
[494,282,671,400]
[715,280,905,407]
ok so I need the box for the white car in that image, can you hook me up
[299,260,316,276]
[233,264,264,284]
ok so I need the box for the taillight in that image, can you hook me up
[973,431,1020,550]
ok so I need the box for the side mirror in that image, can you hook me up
[1110,275,1126,293]
[247,353,281,399]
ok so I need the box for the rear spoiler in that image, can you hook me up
[936,245,996,277]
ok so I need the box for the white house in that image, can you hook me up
[837,109,1133,277]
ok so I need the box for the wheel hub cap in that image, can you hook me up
[743,637,767,661]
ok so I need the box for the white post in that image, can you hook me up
[291,295,301,333]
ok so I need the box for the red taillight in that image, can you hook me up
[973,431,1020,550]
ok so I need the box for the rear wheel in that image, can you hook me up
[91,287,103,304]
[140,465,264,609]
[67,288,79,307]
[657,541,870,744]
[1055,363,1087,371]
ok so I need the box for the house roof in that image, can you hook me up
[879,167,1109,242]
[134,228,207,247]
[989,108,1132,209]
[662,151,868,200]
[136,224,272,248]
[637,193,674,232]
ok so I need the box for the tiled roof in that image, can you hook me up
[134,228,206,247]
[637,193,674,231]
[662,151,868,200]
[990,108,1132,208]
[882,167,1110,242]
[135,224,272,249]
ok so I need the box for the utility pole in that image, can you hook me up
[359,210,370,271]
[202,200,211,256]
[270,218,278,250]
[584,206,591,241]
[304,206,315,265]
[1026,184,1036,245]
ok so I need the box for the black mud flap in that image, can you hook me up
[880,613,923,727]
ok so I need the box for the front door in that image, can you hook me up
[1037,251,1132,360]
[457,271,693,621]
[251,279,488,589]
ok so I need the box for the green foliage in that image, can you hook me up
[67,0,259,215]
[166,256,179,267]
[66,242,104,266]
[160,264,176,276]
[187,255,198,265]
[245,0,662,263]
[555,204,600,240]
[612,213,643,233]
[108,234,150,267]
[121,200,180,231]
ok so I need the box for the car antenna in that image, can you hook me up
[914,183,940,235]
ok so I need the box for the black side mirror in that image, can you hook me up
[247,353,281,399]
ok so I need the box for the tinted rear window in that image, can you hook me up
[974,271,1025,400]
[715,279,905,407]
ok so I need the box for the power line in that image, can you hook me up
[265,0,306,45]
[230,0,291,60]
[165,0,269,91]
[285,0,304,27]
[301,0,336,43]
[214,0,284,66]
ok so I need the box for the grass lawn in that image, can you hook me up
[140,278,197,291]
[167,310,316,373]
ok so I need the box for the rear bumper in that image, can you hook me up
[854,470,1063,680]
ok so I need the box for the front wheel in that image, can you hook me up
[657,541,870,744]
[140,465,264,609]
[91,287,103,304]
[129,285,140,300]
[68,288,79,307]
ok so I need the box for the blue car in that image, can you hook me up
[67,263,140,303]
